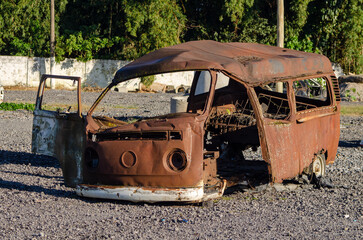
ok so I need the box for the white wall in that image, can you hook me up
[0,56,128,88]
[0,56,194,90]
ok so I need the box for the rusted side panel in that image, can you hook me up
[295,108,340,167]
[55,115,85,187]
[263,120,300,182]
[247,74,340,183]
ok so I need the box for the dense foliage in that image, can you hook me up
[0,0,361,73]
[0,102,35,111]
[0,0,67,56]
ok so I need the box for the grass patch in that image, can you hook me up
[0,101,138,113]
[341,105,363,115]
[125,117,141,123]
[244,196,258,201]
[0,102,35,111]
[221,196,233,201]
[42,103,92,112]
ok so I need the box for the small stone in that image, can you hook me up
[285,183,298,191]
[273,183,286,192]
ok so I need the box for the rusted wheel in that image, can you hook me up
[311,154,326,178]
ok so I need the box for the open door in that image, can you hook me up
[32,75,85,187]
[252,82,300,183]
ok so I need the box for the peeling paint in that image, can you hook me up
[32,41,340,202]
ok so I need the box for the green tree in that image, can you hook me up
[122,0,186,59]
[56,0,186,61]
[0,0,67,57]
[0,0,361,74]
[305,0,363,73]
[182,0,275,44]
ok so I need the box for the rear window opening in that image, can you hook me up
[293,78,331,111]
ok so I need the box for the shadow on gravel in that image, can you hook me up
[76,196,205,207]
[0,169,63,179]
[0,179,74,198]
[0,150,60,168]
[339,140,361,148]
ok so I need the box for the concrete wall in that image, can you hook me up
[0,56,194,90]
[0,56,129,88]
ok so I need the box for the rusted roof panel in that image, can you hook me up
[113,40,333,85]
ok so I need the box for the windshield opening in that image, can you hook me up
[87,71,206,132]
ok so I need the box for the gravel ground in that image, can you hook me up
[0,90,362,239]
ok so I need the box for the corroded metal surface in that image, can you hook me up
[255,75,340,183]
[32,42,340,202]
[32,75,84,187]
[32,110,59,157]
[112,40,332,86]
[83,114,206,188]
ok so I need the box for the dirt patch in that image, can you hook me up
[340,82,363,102]
[4,86,38,91]
[339,75,363,84]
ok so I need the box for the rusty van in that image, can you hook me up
[32,40,340,202]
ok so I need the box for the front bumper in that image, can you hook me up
[76,184,206,203]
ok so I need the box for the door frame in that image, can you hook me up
[35,74,82,116]
[32,74,84,187]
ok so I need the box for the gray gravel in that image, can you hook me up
[0,90,362,239]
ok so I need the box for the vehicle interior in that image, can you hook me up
[202,73,269,189]
[201,76,333,190]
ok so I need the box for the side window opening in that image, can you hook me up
[37,76,81,115]
[42,89,80,114]
[205,77,258,147]
[255,82,290,120]
[194,71,211,96]
[293,77,331,111]
[188,71,212,113]
[215,72,230,90]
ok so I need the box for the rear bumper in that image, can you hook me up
[76,184,205,203]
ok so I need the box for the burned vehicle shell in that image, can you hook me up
[32,40,340,202]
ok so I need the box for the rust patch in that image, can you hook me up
[32,42,340,202]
